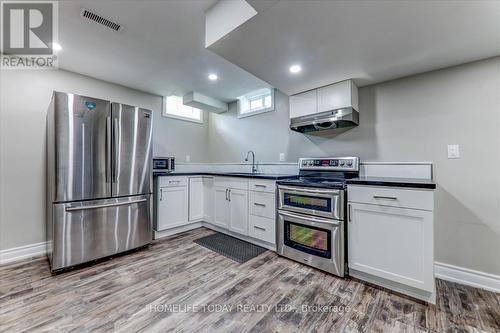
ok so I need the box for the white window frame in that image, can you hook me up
[162,96,204,124]
[237,88,275,119]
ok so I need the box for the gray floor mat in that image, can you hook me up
[194,232,267,263]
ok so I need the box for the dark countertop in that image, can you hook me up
[346,177,436,189]
[153,172,298,180]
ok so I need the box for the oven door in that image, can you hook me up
[278,185,343,219]
[277,210,344,276]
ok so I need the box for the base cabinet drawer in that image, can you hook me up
[249,191,275,219]
[348,185,434,211]
[249,179,276,193]
[249,215,275,244]
[158,176,188,188]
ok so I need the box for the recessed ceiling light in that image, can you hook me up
[208,73,218,81]
[289,64,302,74]
[51,42,62,52]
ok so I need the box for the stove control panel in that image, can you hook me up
[299,157,359,171]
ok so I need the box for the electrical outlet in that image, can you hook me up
[185,155,191,162]
[279,153,285,162]
[447,145,460,159]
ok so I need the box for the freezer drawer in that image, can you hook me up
[50,195,152,271]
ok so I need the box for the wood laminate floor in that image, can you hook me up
[1,228,499,333]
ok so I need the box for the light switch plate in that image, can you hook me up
[185,155,191,162]
[279,153,285,162]
[447,145,460,159]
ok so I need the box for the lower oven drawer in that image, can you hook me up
[277,210,344,276]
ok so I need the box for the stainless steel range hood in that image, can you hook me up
[290,108,359,135]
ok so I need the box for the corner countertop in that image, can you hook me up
[346,177,436,189]
[153,172,298,180]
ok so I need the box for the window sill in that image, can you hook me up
[237,107,275,119]
[163,113,204,124]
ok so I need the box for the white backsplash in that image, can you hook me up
[175,161,433,179]
[175,162,299,174]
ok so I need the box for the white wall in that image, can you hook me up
[1,58,499,278]
[208,57,500,276]
[0,69,208,250]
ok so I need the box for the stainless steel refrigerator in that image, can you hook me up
[46,92,153,271]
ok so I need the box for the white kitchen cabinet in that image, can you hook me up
[228,188,248,235]
[203,177,214,223]
[157,185,188,230]
[347,185,435,303]
[248,214,275,244]
[189,177,204,222]
[317,80,359,113]
[213,186,231,229]
[289,89,317,118]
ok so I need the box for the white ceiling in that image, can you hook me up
[209,0,500,95]
[57,1,270,102]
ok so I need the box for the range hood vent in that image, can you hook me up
[80,8,124,32]
[290,108,359,136]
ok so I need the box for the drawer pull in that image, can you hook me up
[253,202,266,207]
[254,226,266,231]
[254,184,267,188]
[373,195,398,200]
[168,180,181,183]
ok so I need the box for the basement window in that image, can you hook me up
[163,96,203,123]
[237,88,275,118]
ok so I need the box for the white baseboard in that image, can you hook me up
[0,241,48,265]
[434,261,500,293]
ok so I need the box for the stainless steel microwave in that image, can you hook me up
[153,157,175,173]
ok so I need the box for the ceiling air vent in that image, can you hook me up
[80,8,123,32]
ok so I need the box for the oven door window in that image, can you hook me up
[283,193,332,213]
[284,221,331,259]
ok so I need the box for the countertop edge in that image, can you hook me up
[153,172,297,180]
[346,179,436,190]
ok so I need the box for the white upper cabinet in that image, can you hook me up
[317,80,359,113]
[289,89,317,118]
[289,79,359,119]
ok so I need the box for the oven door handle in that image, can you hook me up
[278,185,340,195]
[278,210,341,226]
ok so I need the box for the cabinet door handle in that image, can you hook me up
[348,204,351,222]
[373,195,398,200]
[160,188,163,201]
[225,189,228,201]
[253,202,266,207]
[228,189,231,202]
[254,226,266,231]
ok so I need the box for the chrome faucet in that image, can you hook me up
[245,150,257,173]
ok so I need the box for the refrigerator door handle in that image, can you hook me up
[113,117,119,183]
[105,116,112,183]
[65,198,147,212]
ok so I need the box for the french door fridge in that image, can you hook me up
[46,92,153,271]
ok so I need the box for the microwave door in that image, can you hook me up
[111,103,153,197]
[52,92,111,202]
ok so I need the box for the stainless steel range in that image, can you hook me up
[276,157,359,277]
